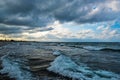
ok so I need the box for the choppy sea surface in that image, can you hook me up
[0,42,120,80]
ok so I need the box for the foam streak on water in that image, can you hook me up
[0,55,37,80]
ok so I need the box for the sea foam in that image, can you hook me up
[0,55,36,80]
[48,54,120,80]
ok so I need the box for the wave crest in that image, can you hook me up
[83,46,120,52]
[47,54,120,80]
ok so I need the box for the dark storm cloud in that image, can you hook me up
[39,27,54,32]
[26,27,54,33]
[53,0,120,23]
[0,24,24,34]
[0,0,120,34]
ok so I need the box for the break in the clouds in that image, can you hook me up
[0,0,120,41]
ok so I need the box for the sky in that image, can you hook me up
[0,0,120,42]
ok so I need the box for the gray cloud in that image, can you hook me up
[0,0,120,35]
[0,24,23,34]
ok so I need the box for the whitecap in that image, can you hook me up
[47,55,120,80]
[0,56,36,80]
[53,50,61,56]
[83,46,103,51]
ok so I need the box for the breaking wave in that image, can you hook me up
[83,46,120,52]
[0,44,120,80]
[48,54,120,80]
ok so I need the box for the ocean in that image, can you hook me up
[0,42,120,80]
